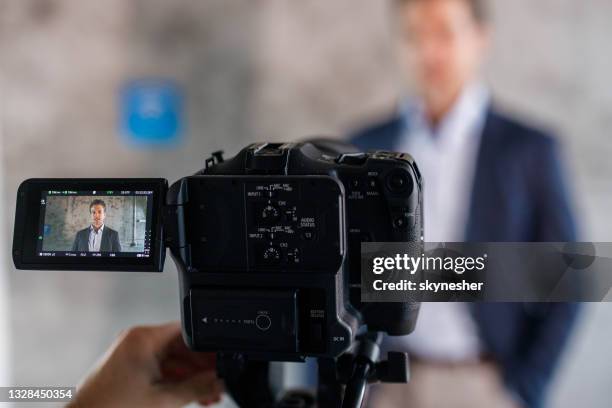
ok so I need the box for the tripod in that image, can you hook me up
[220,331,410,408]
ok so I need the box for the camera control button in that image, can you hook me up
[301,230,316,240]
[262,247,281,263]
[261,205,280,223]
[348,178,363,190]
[256,314,272,331]
[367,177,378,189]
[386,169,413,194]
[393,216,409,229]
[288,249,300,263]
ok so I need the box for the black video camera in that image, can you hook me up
[13,142,423,407]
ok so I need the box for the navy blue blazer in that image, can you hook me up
[71,226,122,252]
[350,108,580,408]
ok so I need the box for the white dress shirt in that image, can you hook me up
[88,224,105,252]
[388,82,490,362]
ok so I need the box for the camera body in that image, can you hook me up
[12,141,422,363]
[164,142,423,360]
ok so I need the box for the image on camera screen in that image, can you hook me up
[36,190,154,258]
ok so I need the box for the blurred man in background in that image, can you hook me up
[350,0,580,407]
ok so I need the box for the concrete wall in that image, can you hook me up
[0,1,611,407]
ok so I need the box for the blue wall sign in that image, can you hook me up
[120,79,184,147]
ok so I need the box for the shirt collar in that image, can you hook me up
[90,224,105,233]
[399,82,490,144]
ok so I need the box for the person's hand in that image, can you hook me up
[68,322,223,407]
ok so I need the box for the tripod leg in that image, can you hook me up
[317,358,343,407]
[341,359,371,408]
[218,355,274,408]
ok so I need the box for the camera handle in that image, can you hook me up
[317,331,411,408]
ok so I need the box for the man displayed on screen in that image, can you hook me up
[71,199,122,252]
